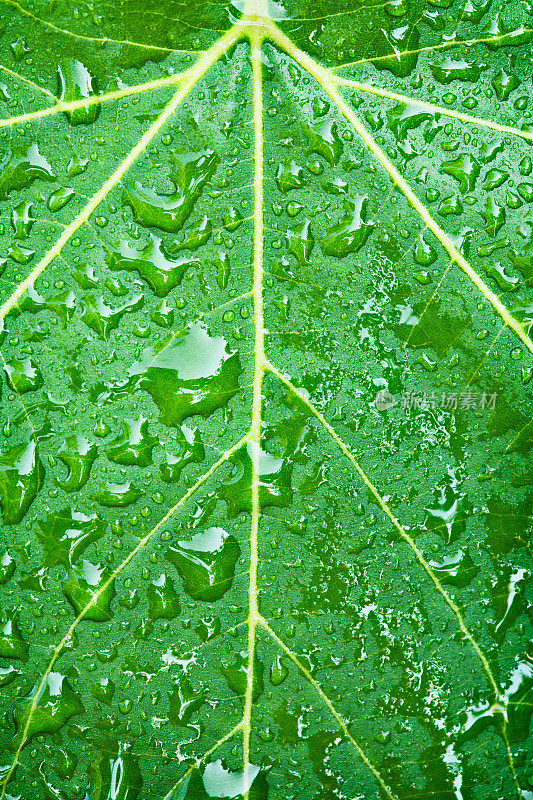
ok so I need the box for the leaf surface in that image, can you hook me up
[0,0,532,798]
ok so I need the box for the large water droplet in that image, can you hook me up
[81,293,143,339]
[148,573,181,620]
[62,560,115,621]
[287,219,314,266]
[11,673,84,751]
[57,59,99,125]
[35,508,106,567]
[428,548,479,587]
[86,743,143,800]
[168,674,206,726]
[4,356,43,393]
[57,435,97,492]
[218,442,293,517]
[160,425,205,482]
[0,440,45,525]
[124,150,219,232]
[166,527,240,601]
[127,322,242,426]
[108,234,198,297]
[93,481,142,507]
[321,196,374,257]
[0,143,55,199]
[303,121,343,165]
[106,415,158,467]
[0,614,28,661]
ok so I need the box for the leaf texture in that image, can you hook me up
[0,0,532,798]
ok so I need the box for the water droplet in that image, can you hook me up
[275,159,305,192]
[35,508,106,567]
[424,481,468,543]
[321,196,374,257]
[57,59,99,125]
[57,435,97,492]
[303,120,343,165]
[440,154,480,194]
[482,197,506,237]
[124,322,242,426]
[11,673,84,751]
[4,356,43,393]
[372,24,420,76]
[482,169,509,191]
[222,206,243,232]
[176,760,266,799]
[0,551,15,584]
[91,676,115,706]
[48,187,75,212]
[431,58,486,84]
[270,654,289,685]
[218,442,293,517]
[428,548,479,587]
[222,650,263,702]
[287,218,314,266]
[93,481,142,507]
[0,614,28,661]
[62,560,115,621]
[11,201,34,240]
[0,143,55,199]
[169,674,206,725]
[0,440,45,525]
[86,743,143,800]
[160,425,205,482]
[166,527,240,601]
[67,154,89,179]
[106,415,158,467]
[81,293,144,339]
[109,234,198,297]
[148,573,181,620]
[413,233,437,265]
[124,150,219,232]
[213,251,231,289]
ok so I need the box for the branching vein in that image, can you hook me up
[260,619,398,800]
[337,78,533,143]
[264,360,521,794]
[1,3,529,797]
[0,434,248,796]
[0,23,241,326]
[0,73,187,129]
[264,21,533,354]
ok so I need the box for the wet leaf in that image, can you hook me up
[0,0,532,798]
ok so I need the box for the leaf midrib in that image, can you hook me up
[0,5,524,798]
[1,11,530,353]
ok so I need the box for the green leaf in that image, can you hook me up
[0,0,532,798]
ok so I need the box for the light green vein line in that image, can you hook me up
[0,0,186,51]
[242,19,266,799]
[260,618,398,800]
[0,22,241,326]
[0,63,55,98]
[264,21,533,354]
[0,433,248,797]
[0,72,189,129]
[333,28,533,69]
[336,78,533,143]
[265,359,501,699]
